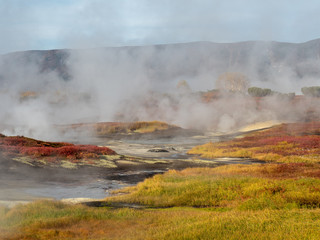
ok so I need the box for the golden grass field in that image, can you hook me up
[2,162,320,240]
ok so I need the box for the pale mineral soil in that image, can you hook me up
[0,122,275,208]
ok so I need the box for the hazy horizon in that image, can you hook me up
[2,37,320,56]
[1,0,320,54]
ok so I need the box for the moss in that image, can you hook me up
[12,157,35,166]
[94,159,117,168]
[60,161,78,169]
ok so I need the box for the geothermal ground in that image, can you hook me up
[0,122,267,207]
[2,120,320,240]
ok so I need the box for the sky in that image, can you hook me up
[1,0,320,54]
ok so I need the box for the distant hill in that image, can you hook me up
[1,39,320,87]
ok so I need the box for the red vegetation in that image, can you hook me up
[189,122,320,163]
[0,134,116,161]
[231,122,320,153]
[233,122,320,157]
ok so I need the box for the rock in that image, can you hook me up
[147,149,169,153]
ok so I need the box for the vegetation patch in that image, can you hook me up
[63,120,178,136]
[0,134,117,168]
[188,122,320,163]
[107,165,320,209]
[128,121,173,133]
[2,164,320,239]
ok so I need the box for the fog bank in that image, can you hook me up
[0,41,320,140]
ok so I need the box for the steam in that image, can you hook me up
[0,41,320,141]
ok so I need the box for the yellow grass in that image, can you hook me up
[128,121,173,133]
[107,165,320,209]
[93,121,175,135]
[1,201,320,240]
[2,163,320,239]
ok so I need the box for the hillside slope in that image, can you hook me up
[1,39,320,86]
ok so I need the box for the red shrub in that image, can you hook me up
[0,134,117,161]
[20,147,55,157]
[57,146,80,158]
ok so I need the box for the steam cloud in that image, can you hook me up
[0,42,320,141]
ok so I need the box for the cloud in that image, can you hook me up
[1,0,320,54]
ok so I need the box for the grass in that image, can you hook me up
[108,165,320,209]
[188,122,320,163]
[2,164,320,239]
[128,121,173,133]
[67,120,178,136]
[1,201,320,240]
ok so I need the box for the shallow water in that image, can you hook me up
[0,166,168,202]
[22,179,126,200]
[0,134,263,203]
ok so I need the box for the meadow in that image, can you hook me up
[1,163,320,239]
[1,122,320,239]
